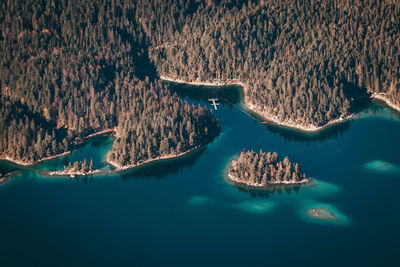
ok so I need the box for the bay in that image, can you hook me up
[1,83,399,266]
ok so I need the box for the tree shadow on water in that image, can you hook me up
[119,146,207,180]
[0,160,22,174]
[234,183,304,199]
[264,119,352,144]
[166,82,241,107]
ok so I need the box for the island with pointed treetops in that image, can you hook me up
[227,150,310,188]
[48,158,99,178]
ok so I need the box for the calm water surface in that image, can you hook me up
[1,84,400,266]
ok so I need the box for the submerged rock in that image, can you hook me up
[306,207,340,221]
[299,202,351,225]
[363,160,400,174]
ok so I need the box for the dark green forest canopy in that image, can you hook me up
[0,0,399,164]
[0,0,219,164]
[140,0,400,126]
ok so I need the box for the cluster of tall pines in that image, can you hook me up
[0,0,219,164]
[139,0,400,127]
[229,150,307,186]
[0,96,68,162]
[63,158,94,173]
[107,79,219,166]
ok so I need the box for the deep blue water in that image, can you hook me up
[1,84,400,266]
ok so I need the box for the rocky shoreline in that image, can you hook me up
[0,151,71,166]
[160,75,400,133]
[0,124,209,175]
[227,173,310,188]
[107,145,201,172]
[226,150,310,190]
[371,93,400,113]
[48,169,101,178]
[3,77,398,169]
[0,129,116,167]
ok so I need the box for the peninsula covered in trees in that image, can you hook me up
[140,0,400,130]
[0,0,219,167]
[228,150,309,188]
[106,80,219,170]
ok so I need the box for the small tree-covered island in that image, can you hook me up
[228,150,310,188]
[49,158,98,178]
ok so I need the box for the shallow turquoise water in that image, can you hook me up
[1,84,400,266]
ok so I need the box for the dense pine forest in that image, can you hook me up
[228,150,308,187]
[0,0,219,164]
[1,0,399,164]
[139,0,400,128]
[107,80,219,167]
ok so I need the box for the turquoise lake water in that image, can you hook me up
[1,84,400,266]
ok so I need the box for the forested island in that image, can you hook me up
[49,158,98,177]
[228,150,309,188]
[0,0,399,168]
